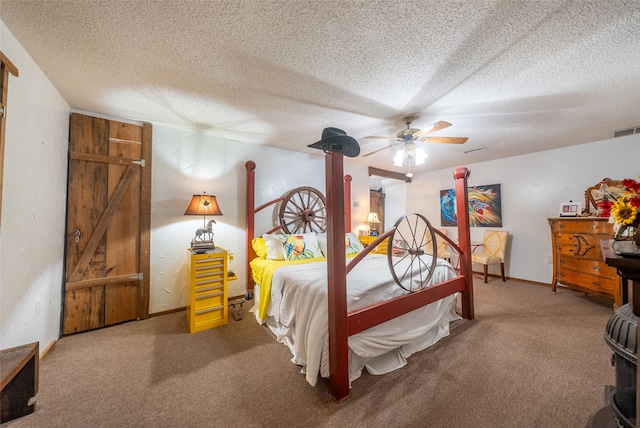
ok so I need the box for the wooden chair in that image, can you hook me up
[425,228,451,263]
[471,230,509,283]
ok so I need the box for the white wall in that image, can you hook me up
[150,123,370,313]
[383,134,640,283]
[0,22,70,351]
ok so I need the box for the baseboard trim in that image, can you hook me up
[39,339,56,362]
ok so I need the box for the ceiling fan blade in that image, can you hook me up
[421,136,468,144]
[413,121,452,138]
[363,143,399,157]
[364,135,399,140]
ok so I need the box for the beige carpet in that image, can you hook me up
[2,278,619,428]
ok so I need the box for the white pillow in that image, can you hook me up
[345,232,365,255]
[315,232,364,256]
[262,233,285,260]
[282,233,323,261]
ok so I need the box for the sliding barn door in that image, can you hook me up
[63,113,151,335]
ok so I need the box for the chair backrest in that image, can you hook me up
[481,230,508,260]
[426,228,451,258]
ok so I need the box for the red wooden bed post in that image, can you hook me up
[326,151,349,402]
[344,174,352,233]
[454,167,474,320]
[245,161,256,295]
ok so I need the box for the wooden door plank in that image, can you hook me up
[105,282,139,325]
[65,273,143,291]
[104,121,142,323]
[69,151,142,165]
[64,114,109,334]
[64,288,105,334]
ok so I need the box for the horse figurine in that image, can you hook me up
[193,219,216,242]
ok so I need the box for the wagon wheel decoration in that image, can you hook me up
[387,213,438,292]
[278,186,327,234]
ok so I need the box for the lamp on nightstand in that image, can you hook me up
[367,212,380,236]
[184,193,223,252]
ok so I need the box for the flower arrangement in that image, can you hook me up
[610,174,640,242]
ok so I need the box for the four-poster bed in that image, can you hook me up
[244,150,473,402]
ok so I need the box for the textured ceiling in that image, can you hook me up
[2,0,639,175]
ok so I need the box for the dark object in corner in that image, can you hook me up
[1,342,39,423]
[604,304,637,427]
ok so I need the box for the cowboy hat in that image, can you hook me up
[308,127,360,158]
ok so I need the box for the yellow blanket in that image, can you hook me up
[250,257,326,320]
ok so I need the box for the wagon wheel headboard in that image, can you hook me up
[278,186,327,234]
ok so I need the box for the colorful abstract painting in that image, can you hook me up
[440,184,502,227]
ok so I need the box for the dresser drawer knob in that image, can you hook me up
[592,281,600,287]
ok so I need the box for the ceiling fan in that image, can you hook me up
[362,116,468,158]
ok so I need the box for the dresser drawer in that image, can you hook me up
[552,220,612,234]
[554,233,605,260]
[558,269,617,294]
[193,305,225,326]
[194,288,225,310]
[194,273,225,287]
[558,256,618,279]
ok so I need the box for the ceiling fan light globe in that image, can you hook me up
[415,147,428,165]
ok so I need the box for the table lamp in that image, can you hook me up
[367,212,380,236]
[184,193,223,252]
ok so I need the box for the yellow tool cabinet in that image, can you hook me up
[187,248,228,333]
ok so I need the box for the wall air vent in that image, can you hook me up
[463,146,487,154]
[614,126,640,138]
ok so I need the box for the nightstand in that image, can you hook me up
[187,248,228,333]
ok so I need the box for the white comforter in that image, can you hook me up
[259,253,460,386]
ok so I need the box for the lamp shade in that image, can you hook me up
[184,194,223,216]
[367,212,380,224]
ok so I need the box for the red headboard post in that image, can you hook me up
[344,174,352,233]
[245,161,256,293]
[454,166,474,320]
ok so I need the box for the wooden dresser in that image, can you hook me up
[548,217,621,307]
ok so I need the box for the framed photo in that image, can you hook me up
[559,201,582,217]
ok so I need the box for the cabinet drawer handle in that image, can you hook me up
[196,285,223,293]
[196,291,223,300]
[195,272,223,279]
[592,281,600,287]
[195,265,223,272]
[195,305,224,315]
[195,279,223,286]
